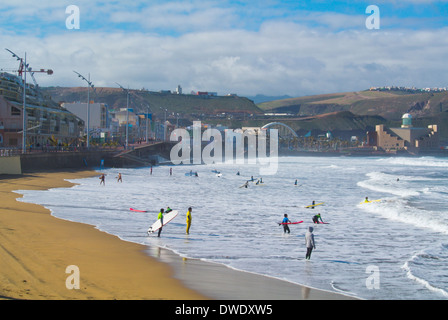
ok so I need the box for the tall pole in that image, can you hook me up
[74,71,94,149]
[116,83,130,150]
[87,73,91,149]
[126,86,129,149]
[6,49,52,153]
[146,106,150,144]
[164,108,167,141]
[22,52,27,154]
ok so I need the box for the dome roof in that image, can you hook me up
[402,113,412,119]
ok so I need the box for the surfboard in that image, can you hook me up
[278,221,303,225]
[147,210,178,234]
[360,199,381,204]
[305,202,324,208]
[185,172,198,177]
[130,208,147,213]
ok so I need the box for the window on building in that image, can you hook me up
[11,106,21,116]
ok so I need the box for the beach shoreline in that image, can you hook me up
[0,169,355,300]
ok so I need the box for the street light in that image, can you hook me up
[74,71,94,149]
[146,105,151,144]
[116,83,130,149]
[5,48,53,154]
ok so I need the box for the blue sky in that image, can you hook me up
[1,1,448,96]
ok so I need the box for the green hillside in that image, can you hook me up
[43,87,263,117]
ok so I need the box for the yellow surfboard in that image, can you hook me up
[360,199,381,204]
[305,202,324,208]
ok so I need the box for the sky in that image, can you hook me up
[1,0,448,98]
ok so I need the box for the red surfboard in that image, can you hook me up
[130,208,147,213]
[278,221,303,225]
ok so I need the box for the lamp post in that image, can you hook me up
[116,83,130,149]
[73,71,94,149]
[146,105,151,144]
[5,49,53,154]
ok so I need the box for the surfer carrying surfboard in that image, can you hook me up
[157,208,164,237]
[281,214,291,234]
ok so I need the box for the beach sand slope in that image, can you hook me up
[0,170,207,300]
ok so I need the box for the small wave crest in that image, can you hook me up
[377,157,448,168]
[402,244,448,299]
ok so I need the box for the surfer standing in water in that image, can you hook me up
[186,207,192,235]
[305,226,316,260]
[99,174,105,186]
[281,214,291,234]
[157,208,164,237]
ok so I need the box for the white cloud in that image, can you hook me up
[1,2,448,97]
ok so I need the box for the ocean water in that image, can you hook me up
[16,156,448,300]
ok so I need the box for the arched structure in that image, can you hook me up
[261,122,299,139]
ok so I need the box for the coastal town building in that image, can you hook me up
[61,102,113,142]
[370,113,439,153]
[0,72,84,149]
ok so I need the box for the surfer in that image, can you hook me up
[310,200,316,208]
[117,173,122,183]
[312,213,324,224]
[305,226,316,260]
[281,214,291,234]
[295,179,298,185]
[186,207,192,234]
[157,208,164,237]
[166,207,173,213]
[99,174,105,186]
[364,197,369,203]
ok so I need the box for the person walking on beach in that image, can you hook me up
[305,226,316,260]
[99,174,105,186]
[157,208,164,237]
[186,207,192,235]
[117,173,122,183]
[281,214,291,234]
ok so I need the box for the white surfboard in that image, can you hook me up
[147,210,178,234]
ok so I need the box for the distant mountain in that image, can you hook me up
[257,90,448,121]
[246,94,293,104]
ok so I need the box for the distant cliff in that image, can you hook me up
[258,90,448,120]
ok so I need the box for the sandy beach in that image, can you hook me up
[0,170,353,300]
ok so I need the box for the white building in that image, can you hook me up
[62,102,109,130]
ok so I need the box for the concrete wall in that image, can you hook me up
[20,151,117,173]
[0,156,22,174]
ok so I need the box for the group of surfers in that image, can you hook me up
[154,207,192,237]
